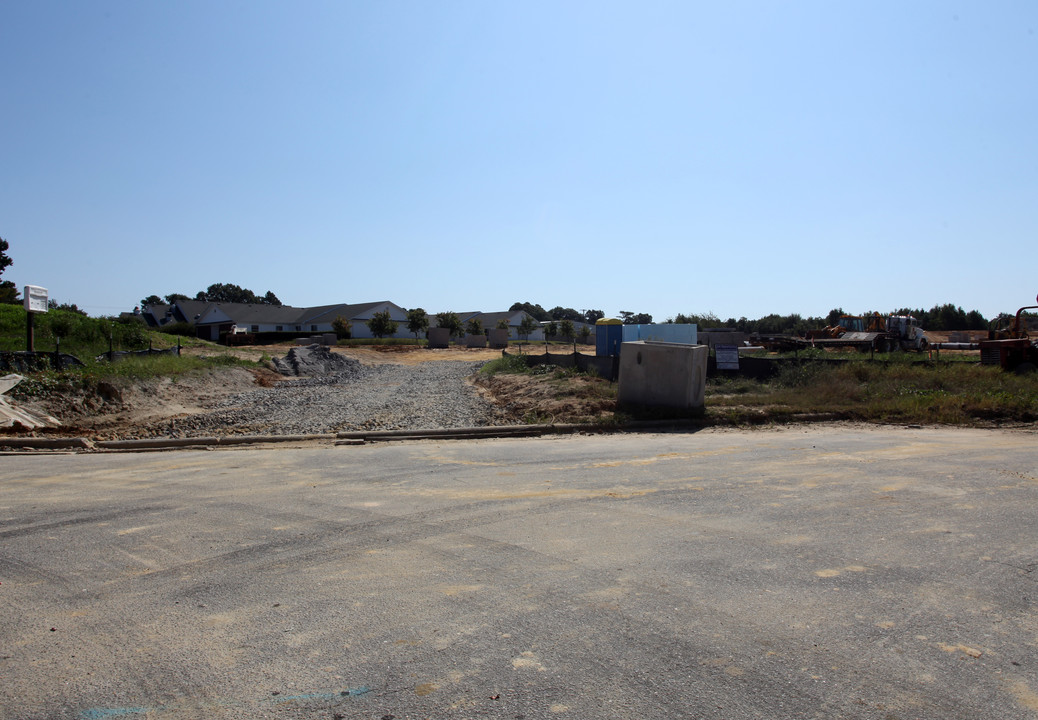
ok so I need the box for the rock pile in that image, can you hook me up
[272,345,362,377]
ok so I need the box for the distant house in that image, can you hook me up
[139,304,170,328]
[141,299,562,344]
[140,300,216,329]
[299,301,409,339]
[468,311,545,341]
[191,300,410,341]
[193,303,311,341]
[429,312,481,337]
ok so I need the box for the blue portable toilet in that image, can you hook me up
[596,318,624,357]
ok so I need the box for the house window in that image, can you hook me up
[295,326,301,331]
[276,326,283,332]
[311,325,318,331]
[251,325,259,333]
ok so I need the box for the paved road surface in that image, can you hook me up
[2,425,1037,719]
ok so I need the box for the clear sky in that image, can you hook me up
[2,1,1036,322]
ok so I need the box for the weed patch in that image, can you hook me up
[707,360,1038,425]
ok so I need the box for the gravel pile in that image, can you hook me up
[271,345,361,377]
[148,356,508,437]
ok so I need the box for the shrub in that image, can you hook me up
[332,316,352,339]
[367,310,399,338]
[480,353,531,376]
[156,321,196,337]
[437,311,464,338]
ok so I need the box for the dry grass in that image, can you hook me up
[475,360,619,424]
[707,359,1038,426]
[477,352,1038,427]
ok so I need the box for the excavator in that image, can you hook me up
[979,295,1038,373]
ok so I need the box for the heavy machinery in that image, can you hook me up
[884,315,929,352]
[979,295,1038,373]
[807,313,928,352]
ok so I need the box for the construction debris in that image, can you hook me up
[0,374,61,429]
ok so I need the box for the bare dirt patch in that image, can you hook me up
[335,345,506,366]
[14,366,267,439]
[182,343,506,366]
[475,371,618,425]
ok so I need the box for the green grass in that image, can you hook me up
[11,353,257,400]
[479,353,534,376]
[0,303,198,356]
[0,303,265,397]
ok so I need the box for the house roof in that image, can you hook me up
[300,301,403,324]
[430,311,480,325]
[471,310,537,327]
[140,304,171,326]
[191,300,408,327]
[171,300,217,324]
[195,303,309,326]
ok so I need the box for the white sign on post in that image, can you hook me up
[24,285,49,313]
[715,344,741,371]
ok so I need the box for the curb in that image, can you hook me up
[0,420,703,453]
[335,424,588,442]
[0,436,94,450]
[94,434,337,450]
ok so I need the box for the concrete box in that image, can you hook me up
[428,327,451,349]
[488,329,509,349]
[617,341,708,413]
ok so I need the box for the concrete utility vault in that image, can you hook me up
[617,340,708,413]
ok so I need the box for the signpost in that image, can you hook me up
[715,343,740,371]
[24,285,48,352]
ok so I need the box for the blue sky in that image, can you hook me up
[2,1,1035,322]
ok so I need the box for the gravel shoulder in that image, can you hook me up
[25,345,513,440]
[147,356,510,438]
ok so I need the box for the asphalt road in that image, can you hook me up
[2,425,1037,720]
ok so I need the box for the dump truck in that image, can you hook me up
[979,295,1038,373]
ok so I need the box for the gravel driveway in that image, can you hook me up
[156,351,507,436]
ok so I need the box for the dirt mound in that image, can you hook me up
[272,344,363,377]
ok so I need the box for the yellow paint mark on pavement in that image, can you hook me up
[775,535,813,545]
[604,489,656,499]
[590,448,744,468]
[426,455,501,467]
[817,565,867,577]
[1008,680,1038,711]
[513,651,547,672]
[204,613,236,628]
[440,584,483,596]
[938,643,983,658]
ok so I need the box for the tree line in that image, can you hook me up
[140,283,282,307]
[668,304,998,335]
[0,236,1012,335]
